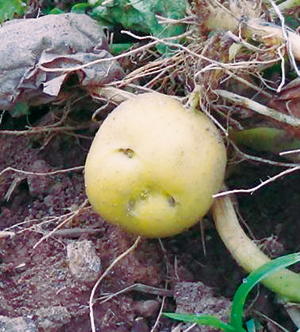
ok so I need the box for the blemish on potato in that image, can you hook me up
[118,148,135,158]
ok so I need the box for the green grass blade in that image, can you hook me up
[230,252,300,330]
[163,312,237,332]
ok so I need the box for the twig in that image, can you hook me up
[0,231,15,239]
[38,40,159,73]
[216,89,300,127]
[280,148,300,156]
[277,44,286,92]
[182,323,198,332]
[150,295,166,332]
[0,125,90,136]
[255,311,292,332]
[269,0,300,77]
[33,199,89,249]
[213,165,300,198]
[124,30,281,72]
[99,283,172,304]
[224,69,273,99]
[231,141,300,167]
[89,236,141,332]
[0,165,83,177]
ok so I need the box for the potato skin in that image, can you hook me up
[84,92,227,237]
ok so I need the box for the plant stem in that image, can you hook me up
[271,0,300,17]
[212,190,300,303]
[216,90,300,127]
[204,3,300,61]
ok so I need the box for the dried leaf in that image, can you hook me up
[0,13,124,111]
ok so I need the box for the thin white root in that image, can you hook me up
[89,236,141,332]
[33,199,89,249]
[213,166,300,198]
[89,86,134,105]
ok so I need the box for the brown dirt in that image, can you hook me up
[1,100,300,332]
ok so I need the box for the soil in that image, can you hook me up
[0,95,300,332]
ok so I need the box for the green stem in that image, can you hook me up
[212,191,300,303]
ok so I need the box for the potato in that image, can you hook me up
[84,92,227,237]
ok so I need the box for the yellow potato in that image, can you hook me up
[84,92,227,237]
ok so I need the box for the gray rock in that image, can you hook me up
[67,240,101,283]
[0,315,37,332]
[34,306,71,332]
[0,13,124,110]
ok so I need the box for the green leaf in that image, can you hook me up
[109,43,133,55]
[163,313,237,332]
[49,8,64,14]
[89,0,189,54]
[164,253,300,332]
[230,252,300,330]
[0,0,27,23]
[71,3,90,14]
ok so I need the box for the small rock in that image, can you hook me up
[174,282,231,332]
[133,300,160,318]
[34,306,71,332]
[0,315,37,332]
[67,240,101,283]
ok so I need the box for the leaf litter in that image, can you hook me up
[0,13,124,112]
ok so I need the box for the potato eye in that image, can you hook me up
[118,148,134,158]
[127,199,135,213]
[166,194,176,207]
